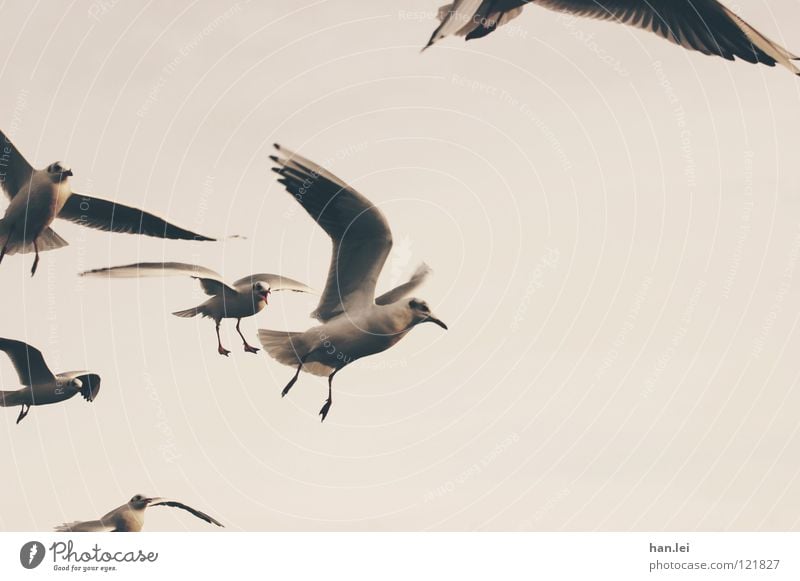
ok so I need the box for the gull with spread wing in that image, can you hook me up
[423,0,800,75]
[0,129,218,276]
[80,262,313,356]
[0,338,100,424]
[55,494,223,532]
[259,144,447,422]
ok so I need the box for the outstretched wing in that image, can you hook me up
[55,520,114,532]
[424,0,527,47]
[536,0,800,72]
[0,129,35,199]
[232,273,314,294]
[271,144,393,322]
[80,262,237,296]
[0,338,56,386]
[58,193,216,240]
[150,499,224,527]
[375,263,432,305]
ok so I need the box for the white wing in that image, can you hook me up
[232,273,314,294]
[375,263,432,305]
[271,144,393,322]
[80,262,237,296]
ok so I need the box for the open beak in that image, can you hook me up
[425,316,448,330]
[64,169,73,177]
[262,290,271,304]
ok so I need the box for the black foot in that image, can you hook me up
[243,344,260,354]
[217,346,231,357]
[319,399,332,422]
[30,257,40,277]
[282,376,298,397]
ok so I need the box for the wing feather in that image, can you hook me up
[0,129,35,200]
[58,194,217,240]
[0,338,56,386]
[270,144,392,322]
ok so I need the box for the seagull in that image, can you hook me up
[423,0,800,75]
[259,144,447,421]
[0,129,218,276]
[0,338,100,424]
[80,262,314,356]
[55,494,223,532]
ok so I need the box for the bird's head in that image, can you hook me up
[253,281,272,304]
[46,161,73,183]
[129,494,155,509]
[407,298,448,330]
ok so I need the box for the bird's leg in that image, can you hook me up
[319,368,340,422]
[30,237,40,277]
[16,403,30,424]
[236,318,259,354]
[282,353,310,397]
[215,320,230,356]
[0,225,14,265]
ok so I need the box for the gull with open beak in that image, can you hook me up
[423,0,800,76]
[55,494,223,532]
[259,144,448,421]
[0,338,100,424]
[0,129,219,277]
[80,262,313,356]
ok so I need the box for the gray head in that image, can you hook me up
[253,281,271,304]
[46,161,73,183]
[407,298,447,330]
[128,494,154,510]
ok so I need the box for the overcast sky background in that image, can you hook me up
[1,0,800,531]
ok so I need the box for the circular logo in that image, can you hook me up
[19,541,46,569]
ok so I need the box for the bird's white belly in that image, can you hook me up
[4,178,64,239]
[306,315,410,367]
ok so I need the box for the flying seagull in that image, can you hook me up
[259,144,447,421]
[80,262,314,356]
[0,338,100,424]
[423,0,800,75]
[55,494,223,532]
[0,129,218,276]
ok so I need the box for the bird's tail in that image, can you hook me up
[0,222,68,256]
[257,329,333,376]
[257,329,305,366]
[0,390,24,407]
[54,520,108,532]
[172,306,201,318]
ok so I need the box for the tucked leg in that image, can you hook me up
[16,403,30,424]
[30,237,40,277]
[215,320,230,356]
[236,319,259,354]
[319,368,341,422]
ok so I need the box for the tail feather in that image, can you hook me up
[257,329,332,376]
[0,390,24,407]
[0,224,68,256]
[172,307,201,318]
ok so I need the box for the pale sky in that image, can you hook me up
[1,0,800,531]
